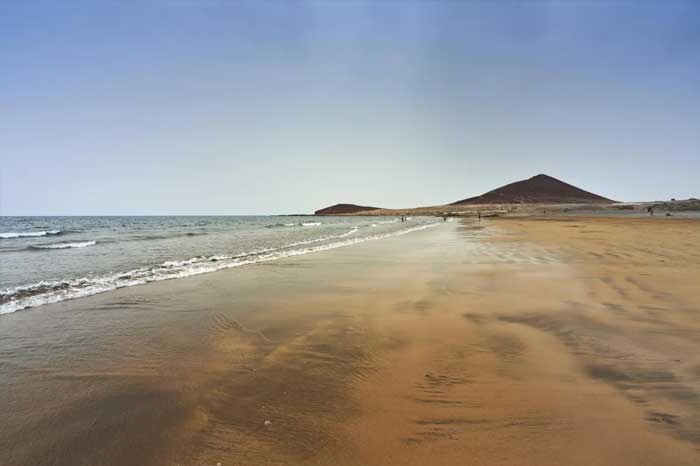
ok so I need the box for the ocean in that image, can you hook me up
[0,215,437,315]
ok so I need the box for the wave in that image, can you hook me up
[284,228,359,248]
[30,241,96,250]
[0,230,62,239]
[0,223,438,315]
[112,231,208,242]
[267,222,320,228]
[337,228,359,238]
[265,223,297,228]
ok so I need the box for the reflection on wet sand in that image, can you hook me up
[1,217,699,466]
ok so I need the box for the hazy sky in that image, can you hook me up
[2,1,699,215]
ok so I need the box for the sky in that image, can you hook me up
[1,1,699,215]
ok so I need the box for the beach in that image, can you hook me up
[2,216,699,466]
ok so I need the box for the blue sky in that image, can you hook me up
[2,1,699,215]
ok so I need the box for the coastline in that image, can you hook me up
[315,202,700,218]
[1,217,699,466]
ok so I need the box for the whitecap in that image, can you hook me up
[284,228,359,248]
[0,230,61,239]
[31,241,96,250]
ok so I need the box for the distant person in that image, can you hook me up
[478,211,481,222]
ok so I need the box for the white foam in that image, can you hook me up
[0,223,439,315]
[301,222,321,227]
[337,228,359,238]
[0,230,61,239]
[285,228,359,248]
[32,241,96,249]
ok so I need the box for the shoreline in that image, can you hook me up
[0,220,439,316]
[316,205,700,218]
[1,217,699,465]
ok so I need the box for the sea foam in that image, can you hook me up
[0,223,438,315]
[0,230,62,239]
[31,241,97,250]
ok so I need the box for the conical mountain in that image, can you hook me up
[451,174,614,205]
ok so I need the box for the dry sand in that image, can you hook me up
[2,217,699,466]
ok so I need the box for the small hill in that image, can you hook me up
[314,203,381,215]
[451,174,614,205]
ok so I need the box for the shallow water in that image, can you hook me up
[0,216,435,314]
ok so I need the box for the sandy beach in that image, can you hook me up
[2,217,699,466]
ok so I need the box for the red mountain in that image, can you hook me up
[451,174,614,205]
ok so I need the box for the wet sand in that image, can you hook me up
[1,217,700,466]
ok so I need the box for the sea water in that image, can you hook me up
[0,216,437,314]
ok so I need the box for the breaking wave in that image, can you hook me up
[265,223,298,228]
[284,228,359,248]
[0,223,438,315]
[0,230,62,239]
[30,241,97,250]
[266,222,319,228]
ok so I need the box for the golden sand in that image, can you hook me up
[2,217,699,466]
[171,217,700,465]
